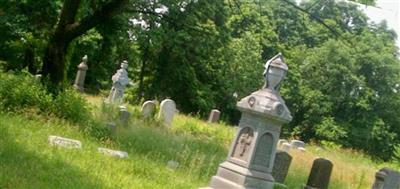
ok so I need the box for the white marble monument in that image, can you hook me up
[108,60,130,103]
[158,99,176,126]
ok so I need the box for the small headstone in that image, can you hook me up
[119,105,131,124]
[158,99,176,126]
[272,150,292,183]
[106,122,116,131]
[291,140,305,148]
[167,160,179,170]
[372,168,400,189]
[141,100,156,118]
[277,139,288,148]
[73,55,88,92]
[304,158,333,189]
[282,142,291,152]
[297,147,306,152]
[48,135,82,149]
[108,60,130,103]
[98,147,128,158]
[207,109,221,123]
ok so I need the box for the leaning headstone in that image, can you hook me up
[207,109,221,123]
[48,135,82,149]
[290,139,305,149]
[158,99,176,126]
[272,150,292,183]
[98,147,128,158]
[141,100,156,118]
[73,55,88,92]
[108,60,130,103]
[119,105,131,124]
[304,158,333,189]
[372,168,400,189]
[282,142,291,152]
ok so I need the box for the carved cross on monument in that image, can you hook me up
[239,132,252,156]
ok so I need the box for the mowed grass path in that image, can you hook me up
[1,108,399,189]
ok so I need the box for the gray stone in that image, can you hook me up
[48,135,82,149]
[73,55,88,92]
[204,53,292,189]
[108,60,130,103]
[207,109,221,123]
[290,140,305,149]
[158,99,176,126]
[106,122,116,131]
[281,142,291,152]
[119,105,131,124]
[141,100,156,118]
[304,158,333,189]
[372,168,400,189]
[167,160,179,170]
[277,139,288,148]
[272,150,292,183]
[98,147,128,158]
[297,147,306,152]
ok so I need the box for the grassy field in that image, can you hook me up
[0,97,399,189]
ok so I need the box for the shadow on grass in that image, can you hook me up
[0,127,105,189]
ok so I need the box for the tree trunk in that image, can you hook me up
[40,0,127,86]
[42,37,69,85]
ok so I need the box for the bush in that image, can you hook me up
[0,72,90,125]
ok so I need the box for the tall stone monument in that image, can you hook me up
[371,168,400,189]
[73,55,88,92]
[202,53,292,189]
[108,60,130,103]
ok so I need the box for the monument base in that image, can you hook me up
[202,161,274,189]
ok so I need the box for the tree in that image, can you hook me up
[41,0,128,86]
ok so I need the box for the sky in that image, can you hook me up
[360,0,400,49]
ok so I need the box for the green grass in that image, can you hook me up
[1,101,399,189]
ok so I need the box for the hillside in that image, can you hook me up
[1,97,398,189]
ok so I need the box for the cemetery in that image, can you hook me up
[1,0,400,189]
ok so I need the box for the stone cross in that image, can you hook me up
[73,55,88,92]
[304,158,333,189]
[272,150,292,183]
[108,60,130,103]
[158,99,176,126]
[141,100,156,119]
[371,168,400,189]
[207,109,221,123]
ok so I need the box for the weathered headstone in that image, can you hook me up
[119,105,131,124]
[98,147,128,158]
[141,100,156,118]
[207,109,221,123]
[277,139,288,148]
[282,142,291,152]
[106,122,116,131]
[297,147,306,152]
[304,158,333,189]
[290,139,305,149]
[48,135,82,149]
[272,150,293,183]
[372,168,400,189]
[158,99,176,126]
[108,60,130,103]
[73,55,88,92]
[167,160,179,170]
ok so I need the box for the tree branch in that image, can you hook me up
[66,0,128,41]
